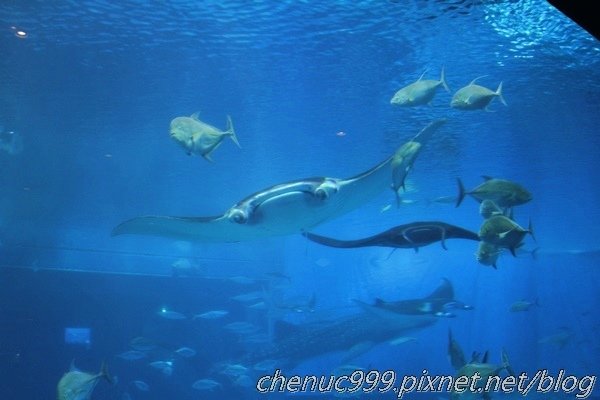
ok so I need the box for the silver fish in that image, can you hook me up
[390,68,450,106]
[192,378,221,391]
[193,310,229,320]
[450,76,506,111]
[170,112,240,161]
[57,361,112,400]
[116,350,147,361]
[174,347,196,358]
[157,309,187,320]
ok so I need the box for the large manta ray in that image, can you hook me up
[245,279,467,367]
[112,119,446,242]
[304,221,480,252]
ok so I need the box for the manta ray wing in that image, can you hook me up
[112,120,446,243]
[112,162,392,242]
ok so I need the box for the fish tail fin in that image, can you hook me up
[394,187,401,209]
[455,178,466,208]
[534,297,541,307]
[440,66,450,92]
[501,348,516,376]
[100,361,114,385]
[496,82,507,106]
[528,218,536,242]
[226,115,241,148]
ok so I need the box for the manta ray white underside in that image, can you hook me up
[112,120,446,242]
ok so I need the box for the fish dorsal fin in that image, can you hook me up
[70,359,80,372]
[374,298,385,306]
[469,75,488,85]
[100,361,114,384]
[417,69,428,81]
[481,175,494,181]
[425,278,454,300]
[190,111,201,120]
[482,350,489,363]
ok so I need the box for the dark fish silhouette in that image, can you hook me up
[304,221,480,252]
[448,328,467,370]
[372,278,474,318]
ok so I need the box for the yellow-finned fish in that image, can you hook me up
[450,76,506,111]
[457,176,532,208]
[479,215,535,256]
[390,68,450,106]
[170,112,240,161]
[57,361,112,400]
[475,240,502,269]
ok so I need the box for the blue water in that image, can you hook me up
[0,1,599,399]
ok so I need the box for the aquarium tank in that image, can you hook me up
[0,1,598,399]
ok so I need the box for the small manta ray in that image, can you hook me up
[303,221,480,253]
[369,278,474,318]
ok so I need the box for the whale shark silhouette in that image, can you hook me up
[245,278,469,367]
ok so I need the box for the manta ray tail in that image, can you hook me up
[303,232,371,248]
